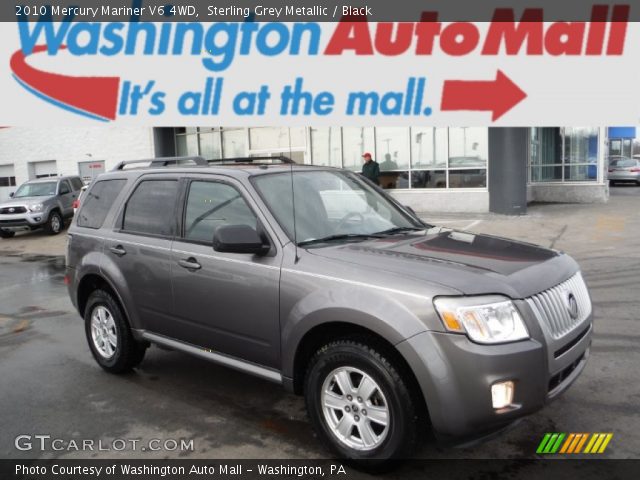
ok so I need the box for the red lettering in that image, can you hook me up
[414,12,441,55]
[585,5,608,55]
[440,22,480,56]
[607,5,630,55]
[324,16,373,55]
[545,22,586,55]
[482,9,544,55]
[374,23,414,56]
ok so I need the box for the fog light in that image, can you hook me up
[35,217,41,221]
[491,381,514,409]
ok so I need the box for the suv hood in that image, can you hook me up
[0,196,52,206]
[308,227,579,299]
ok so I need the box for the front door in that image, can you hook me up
[170,177,281,368]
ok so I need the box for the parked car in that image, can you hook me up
[0,175,84,238]
[66,157,593,464]
[73,185,88,214]
[608,156,640,185]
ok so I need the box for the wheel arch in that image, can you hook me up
[77,272,131,328]
[290,321,430,428]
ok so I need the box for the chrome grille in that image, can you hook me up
[526,272,592,340]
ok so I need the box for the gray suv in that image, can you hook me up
[0,175,84,238]
[66,157,593,463]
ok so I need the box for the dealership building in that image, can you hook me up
[0,126,634,214]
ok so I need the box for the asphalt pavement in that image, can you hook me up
[0,185,638,463]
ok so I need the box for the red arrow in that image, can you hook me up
[441,70,527,121]
[10,45,120,121]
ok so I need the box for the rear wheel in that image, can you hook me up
[304,340,418,465]
[84,289,146,373]
[0,230,15,239]
[45,211,63,235]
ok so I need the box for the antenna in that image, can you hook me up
[288,132,299,263]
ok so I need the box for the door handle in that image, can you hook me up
[109,245,127,257]
[178,257,202,271]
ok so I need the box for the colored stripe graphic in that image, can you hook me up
[538,433,613,454]
[10,45,120,121]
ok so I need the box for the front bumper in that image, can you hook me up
[0,211,48,230]
[397,314,592,443]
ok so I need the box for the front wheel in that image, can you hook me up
[45,211,63,235]
[84,290,146,373]
[304,340,418,465]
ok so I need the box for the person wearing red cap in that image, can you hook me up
[361,152,380,186]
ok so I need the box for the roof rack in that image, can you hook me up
[111,156,208,171]
[208,155,296,165]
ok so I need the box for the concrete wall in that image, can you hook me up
[529,184,609,204]
[0,127,156,200]
[390,190,489,213]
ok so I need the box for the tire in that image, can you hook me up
[84,289,146,373]
[45,210,63,235]
[0,230,15,239]
[304,339,418,466]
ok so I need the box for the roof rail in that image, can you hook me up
[111,156,208,171]
[208,155,296,165]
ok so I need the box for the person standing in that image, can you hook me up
[361,152,380,185]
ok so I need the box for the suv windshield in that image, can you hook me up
[13,181,57,198]
[253,170,425,246]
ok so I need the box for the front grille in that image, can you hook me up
[526,272,592,340]
[0,206,27,214]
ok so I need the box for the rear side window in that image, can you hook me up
[70,177,84,191]
[122,180,179,237]
[77,179,126,229]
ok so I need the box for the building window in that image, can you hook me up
[342,127,375,172]
[173,127,490,191]
[0,176,16,187]
[530,127,599,183]
[310,127,342,168]
[175,127,222,160]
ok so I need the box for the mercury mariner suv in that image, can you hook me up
[0,175,84,238]
[66,157,593,462]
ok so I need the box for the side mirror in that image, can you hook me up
[59,186,70,195]
[9,192,14,198]
[213,225,269,255]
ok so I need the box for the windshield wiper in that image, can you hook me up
[298,233,384,247]
[373,226,425,236]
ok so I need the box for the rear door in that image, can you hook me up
[57,179,75,217]
[105,175,179,333]
[169,175,282,368]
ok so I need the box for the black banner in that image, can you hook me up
[3,459,640,480]
[2,0,639,22]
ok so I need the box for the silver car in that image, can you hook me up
[608,156,640,185]
[66,157,593,464]
[0,175,83,238]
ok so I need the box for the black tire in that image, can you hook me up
[0,230,15,239]
[304,339,418,466]
[44,210,63,235]
[84,289,146,373]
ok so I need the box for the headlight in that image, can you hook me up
[28,204,43,212]
[434,296,529,344]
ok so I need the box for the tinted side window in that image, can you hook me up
[123,180,179,237]
[59,180,71,194]
[70,177,84,191]
[77,180,127,229]
[184,181,257,243]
